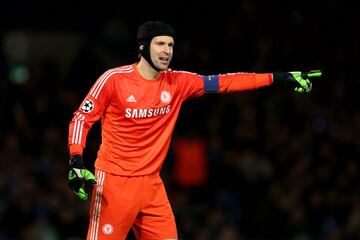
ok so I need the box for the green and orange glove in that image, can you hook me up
[273,70,322,93]
[68,155,97,200]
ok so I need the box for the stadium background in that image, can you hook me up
[0,1,359,239]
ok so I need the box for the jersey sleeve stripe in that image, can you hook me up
[90,67,134,99]
[71,113,85,144]
[89,70,112,97]
[71,113,80,143]
[76,120,85,144]
[93,75,110,99]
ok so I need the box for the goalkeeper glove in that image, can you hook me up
[273,70,322,93]
[68,155,97,200]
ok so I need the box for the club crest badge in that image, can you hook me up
[160,90,171,103]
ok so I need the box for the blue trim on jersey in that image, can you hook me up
[203,75,219,93]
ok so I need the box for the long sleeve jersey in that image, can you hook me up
[68,63,273,176]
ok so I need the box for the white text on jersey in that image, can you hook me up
[125,105,171,118]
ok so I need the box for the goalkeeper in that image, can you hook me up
[67,20,321,240]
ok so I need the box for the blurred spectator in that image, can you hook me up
[172,131,208,188]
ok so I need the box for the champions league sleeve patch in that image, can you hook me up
[81,99,94,113]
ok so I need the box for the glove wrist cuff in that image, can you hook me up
[69,155,84,169]
[273,72,292,84]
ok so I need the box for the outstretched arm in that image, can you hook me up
[203,70,321,94]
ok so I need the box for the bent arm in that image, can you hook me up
[68,71,114,156]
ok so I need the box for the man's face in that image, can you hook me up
[149,36,174,71]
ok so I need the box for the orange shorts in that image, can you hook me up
[86,169,177,240]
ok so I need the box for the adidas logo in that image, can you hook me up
[126,95,136,102]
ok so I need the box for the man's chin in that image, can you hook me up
[158,64,170,71]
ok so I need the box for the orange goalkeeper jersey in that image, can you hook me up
[68,63,272,176]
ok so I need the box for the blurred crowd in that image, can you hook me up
[0,1,359,239]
